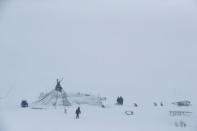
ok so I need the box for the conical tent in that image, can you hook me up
[31,79,71,108]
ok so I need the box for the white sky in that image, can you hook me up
[0,0,197,103]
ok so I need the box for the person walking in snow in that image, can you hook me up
[153,102,157,107]
[160,102,163,107]
[76,107,81,119]
[116,96,123,105]
[119,96,123,105]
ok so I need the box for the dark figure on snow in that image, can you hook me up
[76,107,81,119]
[120,96,123,105]
[21,100,28,108]
[117,96,123,105]
[160,102,163,107]
[154,102,157,107]
[55,79,63,92]
[134,103,138,107]
[117,97,120,104]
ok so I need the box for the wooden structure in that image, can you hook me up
[169,111,192,116]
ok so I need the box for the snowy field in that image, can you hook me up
[0,100,196,131]
[0,0,197,131]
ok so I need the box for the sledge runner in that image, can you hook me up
[76,107,81,119]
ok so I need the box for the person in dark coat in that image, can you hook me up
[119,96,123,105]
[117,97,120,104]
[117,96,124,105]
[160,102,163,107]
[76,107,81,119]
[154,102,157,107]
[21,100,28,108]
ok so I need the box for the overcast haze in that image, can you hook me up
[0,0,197,104]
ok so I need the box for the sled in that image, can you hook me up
[169,111,192,116]
[125,111,133,115]
[30,107,47,110]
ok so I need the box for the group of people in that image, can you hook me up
[153,102,163,107]
[70,96,125,119]
[22,97,166,120]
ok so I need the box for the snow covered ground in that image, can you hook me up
[0,100,196,131]
[0,0,197,131]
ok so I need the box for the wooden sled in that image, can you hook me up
[169,111,192,116]
[125,111,133,115]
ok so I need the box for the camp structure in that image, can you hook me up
[31,79,107,108]
[68,92,106,106]
[31,79,71,108]
[172,100,191,107]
